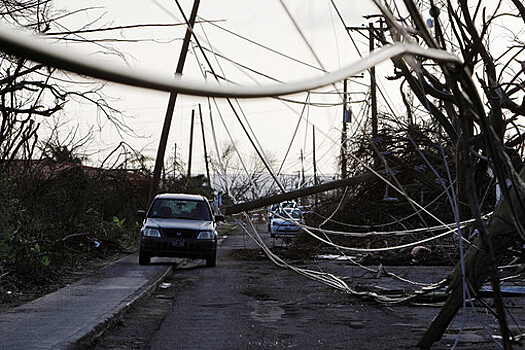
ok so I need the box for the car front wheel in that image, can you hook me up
[139,250,151,265]
[206,251,216,267]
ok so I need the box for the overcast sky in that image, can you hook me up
[49,0,404,180]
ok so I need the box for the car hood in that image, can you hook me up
[144,217,214,231]
[272,217,303,224]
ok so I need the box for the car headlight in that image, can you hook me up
[143,227,161,237]
[196,231,215,239]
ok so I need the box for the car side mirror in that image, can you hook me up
[214,214,225,222]
[136,210,146,218]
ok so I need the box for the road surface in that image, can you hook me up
[92,224,524,349]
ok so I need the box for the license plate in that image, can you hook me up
[172,239,185,247]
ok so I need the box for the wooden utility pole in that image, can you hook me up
[148,0,201,204]
[341,79,348,179]
[187,109,195,178]
[346,22,378,134]
[222,170,394,215]
[199,103,212,189]
[313,125,318,186]
[172,143,178,175]
[300,149,305,187]
[369,22,378,139]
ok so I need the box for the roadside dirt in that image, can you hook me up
[0,252,127,314]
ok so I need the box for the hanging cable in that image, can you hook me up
[0,23,461,97]
[193,19,287,193]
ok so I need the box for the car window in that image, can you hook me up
[289,209,301,219]
[276,208,302,219]
[150,199,211,220]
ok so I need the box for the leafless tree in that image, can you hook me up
[0,1,190,173]
[366,0,525,347]
[209,140,279,202]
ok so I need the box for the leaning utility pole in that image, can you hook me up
[148,0,201,204]
[222,170,390,215]
[170,2,286,194]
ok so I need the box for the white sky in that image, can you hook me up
[49,0,405,178]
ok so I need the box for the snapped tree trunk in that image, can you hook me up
[418,168,525,348]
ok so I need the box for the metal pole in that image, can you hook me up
[148,0,201,204]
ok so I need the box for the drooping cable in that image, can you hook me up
[0,23,461,98]
[193,18,286,193]
[238,214,418,303]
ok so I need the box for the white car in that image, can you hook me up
[267,201,298,232]
[270,208,304,238]
[137,193,224,267]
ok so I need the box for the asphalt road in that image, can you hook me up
[92,225,525,349]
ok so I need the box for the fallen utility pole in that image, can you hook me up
[148,0,200,204]
[222,170,388,215]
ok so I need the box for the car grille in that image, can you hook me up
[275,222,298,227]
[162,228,196,238]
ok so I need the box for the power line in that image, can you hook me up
[0,24,461,98]
[204,17,326,73]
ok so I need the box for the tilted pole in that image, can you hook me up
[148,0,201,204]
[169,2,286,194]
[221,173,376,215]
[222,170,391,215]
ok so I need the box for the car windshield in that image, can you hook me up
[149,199,211,220]
[278,209,301,219]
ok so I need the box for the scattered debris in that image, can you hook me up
[159,282,172,289]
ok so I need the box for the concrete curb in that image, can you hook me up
[71,237,225,348]
[69,255,179,349]
[0,253,180,350]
